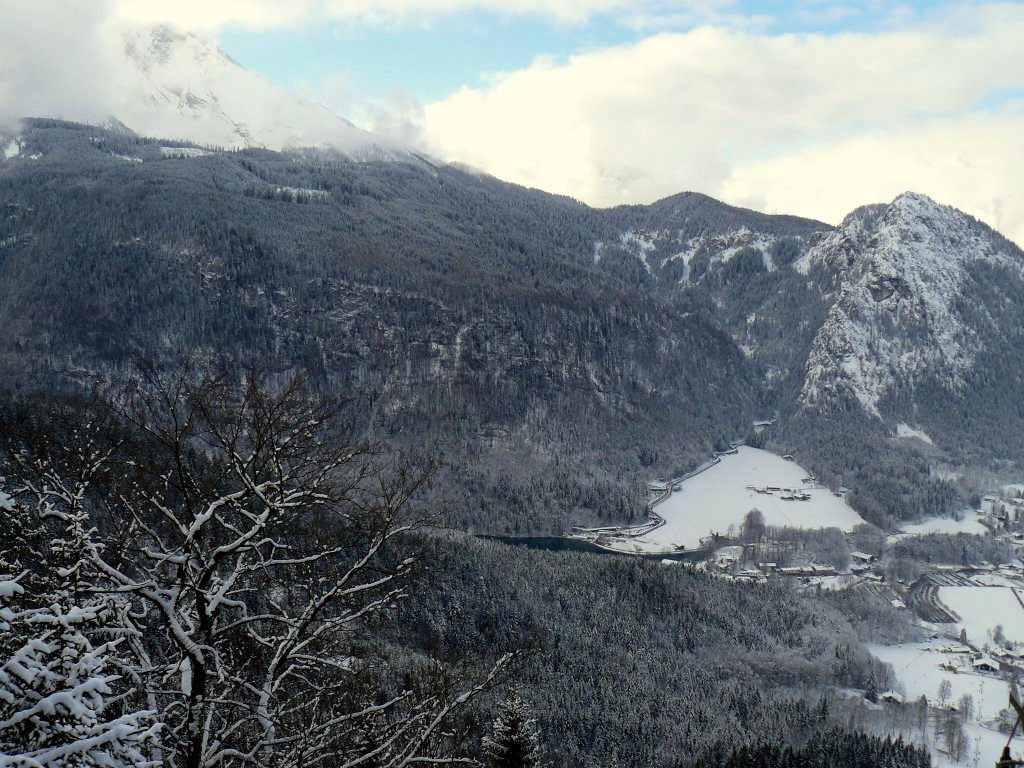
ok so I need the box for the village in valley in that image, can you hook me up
[569,441,1024,767]
[691,489,1024,768]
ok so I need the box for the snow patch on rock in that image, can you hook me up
[895,423,934,444]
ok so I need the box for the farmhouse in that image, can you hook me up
[880,691,904,705]
[973,656,1000,673]
[851,551,876,565]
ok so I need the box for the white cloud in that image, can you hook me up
[111,0,318,32]
[0,0,116,129]
[722,110,1024,246]
[404,4,1024,244]
[104,0,729,30]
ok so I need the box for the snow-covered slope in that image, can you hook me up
[107,25,398,157]
[799,192,1024,415]
[609,225,785,280]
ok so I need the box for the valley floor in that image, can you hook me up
[578,446,864,554]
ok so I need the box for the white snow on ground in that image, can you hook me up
[870,642,1009,722]
[3,139,19,159]
[896,423,935,444]
[160,146,213,158]
[619,231,658,273]
[892,511,988,538]
[959,722,1019,768]
[625,447,864,552]
[871,641,1024,768]
[938,586,1024,645]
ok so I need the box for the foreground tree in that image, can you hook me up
[4,370,510,768]
[482,693,546,768]
[0,529,159,768]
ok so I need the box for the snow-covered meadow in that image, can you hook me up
[619,447,865,553]
[870,638,1023,768]
[869,642,1009,723]
[891,511,989,539]
[938,587,1024,645]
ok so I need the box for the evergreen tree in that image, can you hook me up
[482,693,546,768]
[0,572,159,768]
[0,487,159,768]
[864,673,879,704]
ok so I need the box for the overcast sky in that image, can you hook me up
[2,0,1023,243]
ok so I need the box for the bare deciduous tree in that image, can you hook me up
[6,370,510,768]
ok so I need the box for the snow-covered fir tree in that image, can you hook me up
[0,484,159,768]
[482,693,546,768]
[0,572,159,768]
[864,672,879,704]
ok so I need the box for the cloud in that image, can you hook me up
[110,0,317,32]
[102,0,732,30]
[0,0,117,130]
[404,4,1024,243]
[722,109,1024,246]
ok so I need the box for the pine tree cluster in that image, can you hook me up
[695,729,931,768]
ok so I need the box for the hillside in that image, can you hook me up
[2,119,1022,531]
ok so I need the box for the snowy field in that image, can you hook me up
[871,641,1022,768]
[869,642,1009,722]
[891,511,989,539]
[623,447,865,552]
[938,586,1024,645]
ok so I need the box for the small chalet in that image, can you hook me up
[881,691,904,705]
[851,551,876,565]
[973,656,1000,673]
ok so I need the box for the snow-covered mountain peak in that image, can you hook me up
[107,24,402,158]
[800,192,1023,416]
[123,25,234,75]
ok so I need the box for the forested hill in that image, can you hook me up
[3,119,1023,531]
[0,120,774,533]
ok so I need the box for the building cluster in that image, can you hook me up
[744,484,811,501]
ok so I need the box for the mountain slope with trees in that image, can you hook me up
[3,119,1023,530]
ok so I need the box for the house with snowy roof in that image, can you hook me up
[973,656,1000,673]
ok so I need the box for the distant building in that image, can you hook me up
[973,656,1000,673]
[881,691,904,705]
[851,551,876,565]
